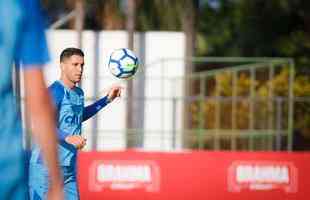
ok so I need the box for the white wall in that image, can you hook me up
[41,30,185,151]
[143,32,185,150]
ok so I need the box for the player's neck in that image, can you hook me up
[60,77,76,89]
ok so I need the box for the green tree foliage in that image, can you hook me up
[136,0,184,31]
[43,0,310,71]
[198,0,310,71]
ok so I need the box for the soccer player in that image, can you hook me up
[0,0,63,200]
[29,47,123,200]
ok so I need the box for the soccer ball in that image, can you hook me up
[108,48,139,79]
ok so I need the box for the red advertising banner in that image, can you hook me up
[78,151,310,200]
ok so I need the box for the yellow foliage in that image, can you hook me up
[191,67,310,134]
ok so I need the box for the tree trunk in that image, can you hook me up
[182,0,199,147]
[126,0,136,148]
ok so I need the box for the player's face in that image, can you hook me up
[61,55,84,84]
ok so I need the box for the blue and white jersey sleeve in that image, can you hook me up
[49,81,65,112]
[15,0,49,68]
[48,82,70,141]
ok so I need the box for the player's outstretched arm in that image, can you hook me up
[24,68,64,200]
[82,85,123,122]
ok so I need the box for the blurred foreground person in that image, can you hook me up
[0,0,63,199]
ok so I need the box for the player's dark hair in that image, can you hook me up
[60,48,84,62]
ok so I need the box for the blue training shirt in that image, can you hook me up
[0,0,49,198]
[31,80,110,166]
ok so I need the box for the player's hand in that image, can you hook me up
[65,135,87,149]
[107,85,123,102]
[47,181,64,200]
